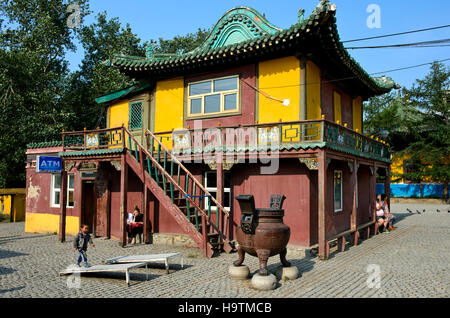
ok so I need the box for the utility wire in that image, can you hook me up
[344,38,450,50]
[342,25,450,43]
[253,58,450,90]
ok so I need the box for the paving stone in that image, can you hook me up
[0,202,449,298]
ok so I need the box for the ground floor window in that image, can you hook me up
[51,174,75,208]
[334,170,343,212]
[204,171,231,211]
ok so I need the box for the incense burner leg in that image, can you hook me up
[280,248,291,267]
[256,249,270,276]
[233,247,246,267]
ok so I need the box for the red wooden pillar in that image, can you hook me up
[143,185,150,244]
[149,193,155,242]
[370,164,377,234]
[216,152,224,233]
[318,150,328,260]
[59,166,67,242]
[120,154,128,247]
[351,160,357,231]
[385,166,391,209]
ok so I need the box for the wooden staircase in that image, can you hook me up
[123,127,235,258]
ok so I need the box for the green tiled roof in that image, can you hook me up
[95,81,152,105]
[108,2,398,99]
[59,148,124,158]
[27,141,63,149]
[177,142,326,155]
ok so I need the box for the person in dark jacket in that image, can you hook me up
[73,224,95,267]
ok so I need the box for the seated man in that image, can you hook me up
[381,194,397,230]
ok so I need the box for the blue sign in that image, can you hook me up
[36,156,62,173]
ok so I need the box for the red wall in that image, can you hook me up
[185,64,256,129]
[26,165,81,218]
[321,78,354,128]
[231,159,314,247]
[326,160,353,236]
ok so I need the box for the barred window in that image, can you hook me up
[129,102,143,129]
[334,170,343,212]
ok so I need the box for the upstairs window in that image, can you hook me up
[129,101,143,129]
[188,76,239,117]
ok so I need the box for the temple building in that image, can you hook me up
[25,2,398,259]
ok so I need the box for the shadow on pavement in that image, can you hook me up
[0,249,28,260]
[0,266,18,276]
[0,286,24,294]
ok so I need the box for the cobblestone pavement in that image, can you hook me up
[0,203,448,298]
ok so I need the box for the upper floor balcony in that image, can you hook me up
[61,119,391,164]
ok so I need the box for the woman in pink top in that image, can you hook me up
[375,195,389,233]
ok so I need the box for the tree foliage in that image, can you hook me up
[400,62,450,189]
[0,0,211,188]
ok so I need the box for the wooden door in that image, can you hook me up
[81,182,96,234]
[95,180,110,238]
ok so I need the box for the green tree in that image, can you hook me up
[62,12,145,131]
[0,0,89,187]
[401,62,450,198]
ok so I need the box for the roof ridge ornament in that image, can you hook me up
[197,7,282,51]
[298,9,305,23]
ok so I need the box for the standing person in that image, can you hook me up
[375,195,389,233]
[73,224,95,267]
[130,206,144,245]
[381,193,397,230]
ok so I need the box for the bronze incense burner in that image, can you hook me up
[234,194,291,276]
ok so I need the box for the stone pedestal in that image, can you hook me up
[281,266,299,281]
[251,273,277,291]
[228,265,250,280]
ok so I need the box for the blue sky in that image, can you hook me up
[67,0,450,89]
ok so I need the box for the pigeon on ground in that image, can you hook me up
[416,210,421,214]
[437,209,440,213]
[407,208,413,213]
[423,209,426,213]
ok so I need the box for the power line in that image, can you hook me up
[344,38,450,50]
[253,58,450,90]
[342,25,450,43]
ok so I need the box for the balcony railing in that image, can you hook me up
[62,127,125,151]
[61,120,391,162]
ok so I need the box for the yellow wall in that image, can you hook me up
[352,96,363,133]
[109,99,129,129]
[0,189,25,222]
[306,61,322,120]
[258,56,300,123]
[25,212,79,236]
[0,195,12,217]
[155,78,185,132]
[334,91,342,124]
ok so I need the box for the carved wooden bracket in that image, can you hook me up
[110,160,121,171]
[326,158,332,169]
[369,167,374,176]
[299,157,319,170]
[64,161,75,172]
[347,161,354,174]
[205,158,236,171]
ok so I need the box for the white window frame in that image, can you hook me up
[204,171,231,212]
[187,75,240,118]
[51,174,75,208]
[334,170,343,212]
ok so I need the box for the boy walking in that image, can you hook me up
[73,224,95,267]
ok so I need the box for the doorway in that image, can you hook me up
[81,181,96,234]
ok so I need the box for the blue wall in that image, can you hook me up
[376,183,449,198]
